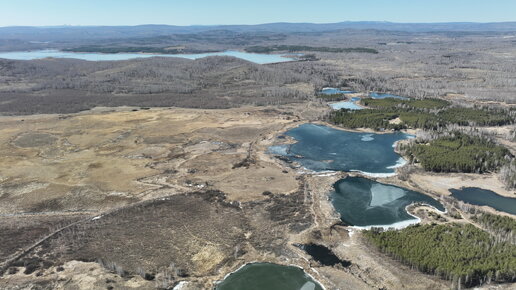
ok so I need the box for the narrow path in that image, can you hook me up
[0,192,174,274]
[0,215,92,274]
[0,210,97,218]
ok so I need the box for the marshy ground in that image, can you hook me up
[0,104,513,289]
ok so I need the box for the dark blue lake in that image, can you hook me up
[449,187,516,215]
[331,177,445,228]
[269,123,410,176]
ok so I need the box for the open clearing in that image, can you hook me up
[0,106,299,214]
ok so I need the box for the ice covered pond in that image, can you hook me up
[331,177,445,228]
[268,123,411,176]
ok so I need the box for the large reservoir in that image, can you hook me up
[0,50,296,64]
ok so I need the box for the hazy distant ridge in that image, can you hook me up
[1,21,516,40]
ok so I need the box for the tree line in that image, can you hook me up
[472,213,516,244]
[398,132,512,173]
[329,104,513,131]
[361,98,450,110]
[364,223,516,288]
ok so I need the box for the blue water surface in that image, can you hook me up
[331,177,445,227]
[370,92,409,100]
[269,123,410,175]
[321,88,355,95]
[449,187,516,215]
[329,101,364,110]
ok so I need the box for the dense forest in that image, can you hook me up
[472,213,516,244]
[399,133,512,173]
[364,223,516,288]
[361,98,450,110]
[329,108,440,130]
[329,104,514,131]
[438,107,515,127]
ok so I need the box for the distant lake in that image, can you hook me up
[331,177,445,228]
[449,187,516,215]
[319,88,363,110]
[329,100,363,110]
[269,123,410,176]
[0,50,297,64]
[321,88,355,94]
[370,92,409,100]
[215,263,323,290]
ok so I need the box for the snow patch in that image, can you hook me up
[352,218,420,230]
[313,171,339,177]
[350,170,396,178]
[352,203,447,230]
[361,134,375,142]
[173,281,188,290]
[386,157,407,169]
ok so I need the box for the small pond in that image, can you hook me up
[215,263,324,290]
[331,177,445,228]
[449,187,516,215]
[296,244,351,267]
[321,88,355,95]
[329,101,363,110]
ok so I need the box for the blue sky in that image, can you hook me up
[1,0,515,27]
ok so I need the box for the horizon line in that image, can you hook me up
[2,20,516,29]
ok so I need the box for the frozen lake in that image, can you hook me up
[0,50,297,64]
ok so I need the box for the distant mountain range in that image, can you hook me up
[1,21,516,41]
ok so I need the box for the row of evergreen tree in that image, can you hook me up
[329,105,514,131]
[364,223,516,288]
[398,133,512,173]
